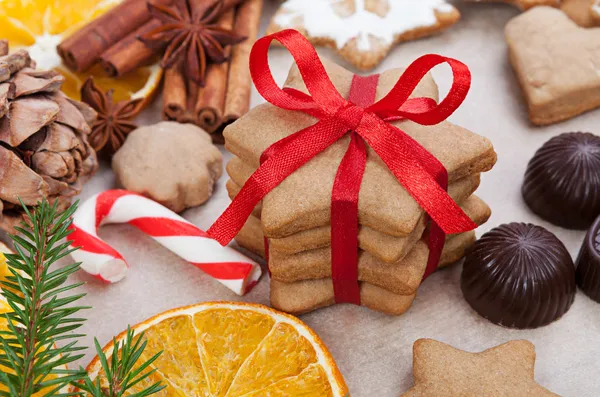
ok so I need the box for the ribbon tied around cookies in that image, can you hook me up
[209,29,477,304]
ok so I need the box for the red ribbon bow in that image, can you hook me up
[209,29,477,304]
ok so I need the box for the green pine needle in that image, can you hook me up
[0,199,163,397]
[75,328,164,397]
[0,199,86,397]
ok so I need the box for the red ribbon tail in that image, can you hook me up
[423,221,445,280]
[359,118,477,235]
[331,133,366,305]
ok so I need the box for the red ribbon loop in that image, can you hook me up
[249,29,346,116]
[368,54,471,125]
[209,29,478,301]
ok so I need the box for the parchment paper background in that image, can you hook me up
[5,2,600,396]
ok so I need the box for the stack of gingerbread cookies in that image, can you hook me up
[224,58,497,315]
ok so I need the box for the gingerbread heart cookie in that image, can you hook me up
[266,0,460,71]
[506,6,600,125]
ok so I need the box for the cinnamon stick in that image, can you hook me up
[163,65,187,121]
[222,0,263,126]
[194,9,236,135]
[163,63,200,123]
[99,19,161,77]
[58,0,169,72]
[162,67,202,124]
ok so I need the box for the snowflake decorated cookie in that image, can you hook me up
[266,0,460,70]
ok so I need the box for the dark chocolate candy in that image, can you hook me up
[522,132,600,230]
[461,223,576,329]
[576,215,600,303]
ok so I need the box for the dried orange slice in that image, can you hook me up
[82,302,349,396]
[0,0,162,103]
[0,243,10,282]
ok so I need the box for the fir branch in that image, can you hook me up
[0,199,164,397]
[0,200,86,397]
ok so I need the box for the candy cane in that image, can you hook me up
[67,190,261,295]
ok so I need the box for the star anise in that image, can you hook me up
[80,78,142,156]
[138,0,246,85]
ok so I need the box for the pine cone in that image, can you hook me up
[0,40,98,232]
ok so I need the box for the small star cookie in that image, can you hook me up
[401,339,560,396]
[266,0,460,71]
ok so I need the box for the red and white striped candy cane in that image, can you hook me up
[67,190,261,295]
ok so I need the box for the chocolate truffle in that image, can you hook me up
[461,223,576,329]
[576,215,600,303]
[522,132,600,230]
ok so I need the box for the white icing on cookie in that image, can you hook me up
[274,0,456,51]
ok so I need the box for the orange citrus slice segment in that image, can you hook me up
[0,0,162,103]
[0,244,10,282]
[82,302,350,397]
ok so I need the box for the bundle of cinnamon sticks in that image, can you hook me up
[163,0,263,141]
[57,0,165,77]
[57,0,264,142]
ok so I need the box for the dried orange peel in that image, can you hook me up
[0,0,162,104]
[80,301,350,396]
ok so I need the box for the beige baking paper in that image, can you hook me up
[1,3,597,397]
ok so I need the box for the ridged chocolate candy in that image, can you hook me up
[461,223,576,329]
[522,132,600,230]
[576,215,600,303]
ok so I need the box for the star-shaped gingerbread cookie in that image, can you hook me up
[401,339,560,396]
[266,0,460,70]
